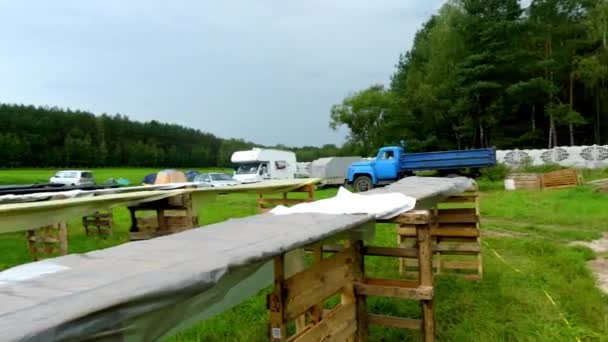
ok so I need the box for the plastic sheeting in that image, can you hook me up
[0,213,375,342]
[270,186,416,219]
[364,176,476,209]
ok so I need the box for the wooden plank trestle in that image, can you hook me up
[82,210,113,237]
[258,184,315,213]
[396,189,483,280]
[26,223,68,261]
[269,210,436,342]
[127,193,199,241]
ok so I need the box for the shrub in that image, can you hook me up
[480,163,509,181]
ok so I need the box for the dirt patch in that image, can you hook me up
[571,233,608,294]
[570,233,608,253]
[588,258,608,294]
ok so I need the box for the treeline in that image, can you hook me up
[0,104,345,167]
[330,0,608,156]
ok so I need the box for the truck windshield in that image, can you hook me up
[236,163,260,174]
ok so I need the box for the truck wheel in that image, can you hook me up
[353,176,373,192]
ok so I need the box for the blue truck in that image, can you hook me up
[347,146,497,192]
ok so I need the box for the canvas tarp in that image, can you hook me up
[0,213,375,341]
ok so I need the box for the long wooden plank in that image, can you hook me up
[442,260,479,270]
[442,196,476,203]
[289,303,356,342]
[364,246,418,258]
[432,227,479,237]
[401,226,480,237]
[269,255,286,342]
[385,210,431,225]
[364,277,419,289]
[396,226,416,237]
[434,243,481,255]
[354,283,433,300]
[437,214,478,224]
[368,314,421,331]
[284,248,355,321]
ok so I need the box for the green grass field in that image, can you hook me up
[0,168,607,341]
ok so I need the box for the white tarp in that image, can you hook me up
[270,187,416,219]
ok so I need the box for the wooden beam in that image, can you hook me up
[354,283,433,300]
[288,303,356,342]
[432,227,479,238]
[417,221,436,342]
[352,240,368,342]
[437,214,479,224]
[363,246,418,258]
[368,314,421,331]
[363,277,419,289]
[268,254,286,342]
[434,243,481,255]
[387,210,431,225]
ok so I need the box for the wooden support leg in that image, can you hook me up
[417,222,435,342]
[269,254,286,342]
[58,222,68,256]
[309,246,324,324]
[351,239,368,342]
[397,231,405,275]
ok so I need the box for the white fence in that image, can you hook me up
[497,145,608,169]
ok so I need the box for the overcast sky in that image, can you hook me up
[0,0,444,146]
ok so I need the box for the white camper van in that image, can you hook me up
[231,148,297,183]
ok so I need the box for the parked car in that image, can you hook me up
[194,173,240,187]
[49,170,95,186]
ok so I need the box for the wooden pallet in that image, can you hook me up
[288,211,436,341]
[258,184,315,213]
[396,191,482,280]
[507,173,542,190]
[127,193,199,240]
[26,223,68,261]
[82,210,113,237]
[542,169,579,190]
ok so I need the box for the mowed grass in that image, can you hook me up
[0,169,607,341]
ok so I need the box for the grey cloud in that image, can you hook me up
[0,0,444,146]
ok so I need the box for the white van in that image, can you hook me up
[231,148,297,183]
[50,170,95,186]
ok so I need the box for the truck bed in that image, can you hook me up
[400,148,496,171]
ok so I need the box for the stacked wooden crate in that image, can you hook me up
[82,210,113,237]
[127,193,199,240]
[26,223,68,261]
[397,189,482,280]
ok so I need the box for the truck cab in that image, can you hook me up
[347,146,404,191]
[348,144,496,192]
